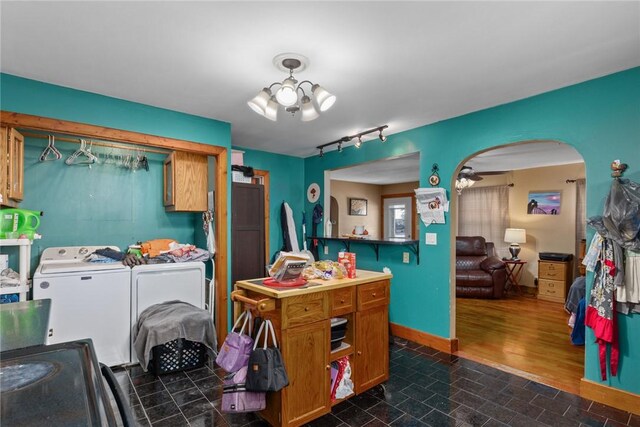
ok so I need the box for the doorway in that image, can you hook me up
[452,140,586,394]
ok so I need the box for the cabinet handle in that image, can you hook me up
[340,299,345,304]
[304,307,309,311]
[326,365,331,371]
[357,351,362,356]
[372,293,377,297]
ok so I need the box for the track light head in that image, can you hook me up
[338,142,343,152]
[379,129,387,142]
[319,148,324,157]
[355,136,363,148]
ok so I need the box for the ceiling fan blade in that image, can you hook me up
[476,170,509,176]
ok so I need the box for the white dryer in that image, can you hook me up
[32,246,131,366]
[130,262,205,363]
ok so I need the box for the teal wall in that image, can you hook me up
[304,67,640,394]
[0,73,232,293]
[237,147,305,262]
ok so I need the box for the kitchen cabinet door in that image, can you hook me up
[354,305,389,394]
[281,319,331,427]
[7,128,24,203]
[0,126,8,206]
[163,151,207,211]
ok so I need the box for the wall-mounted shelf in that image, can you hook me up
[308,236,420,264]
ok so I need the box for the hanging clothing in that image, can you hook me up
[310,204,323,260]
[279,202,299,253]
[585,238,619,381]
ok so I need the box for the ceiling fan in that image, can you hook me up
[456,166,483,195]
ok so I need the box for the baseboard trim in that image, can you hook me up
[580,378,640,416]
[390,322,458,353]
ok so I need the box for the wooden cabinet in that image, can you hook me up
[281,320,331,426]
[163,151,207,211]
[355,305,389,393]
[537,259,573,303]
[1,126,24,206]
[234,271,391,427]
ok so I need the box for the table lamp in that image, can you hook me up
[504,228,526,260]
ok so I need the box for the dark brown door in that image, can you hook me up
[232,183,265,282]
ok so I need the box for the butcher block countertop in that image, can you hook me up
[234,269,392,299]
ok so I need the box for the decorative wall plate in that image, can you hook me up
[429,174,440,186]
[307,183,320,203]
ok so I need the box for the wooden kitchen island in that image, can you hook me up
[233,270,392,427]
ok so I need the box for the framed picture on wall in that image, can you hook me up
[349,198,368,216]
[527,191,561,215]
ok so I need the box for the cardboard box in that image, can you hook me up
[338,252,356,278]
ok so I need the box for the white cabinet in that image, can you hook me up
[0,238,32,301]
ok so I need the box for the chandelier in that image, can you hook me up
[247,53,336,122]
[455,166,483,195]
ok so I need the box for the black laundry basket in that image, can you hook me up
[149,338,206,375]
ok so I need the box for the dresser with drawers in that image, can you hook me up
[537,259,573,303]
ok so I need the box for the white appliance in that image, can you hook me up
[130,262,205,363]
[32,246,131,366]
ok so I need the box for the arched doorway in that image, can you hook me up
[450,140,586,394]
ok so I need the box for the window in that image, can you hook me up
[383,197,412,239]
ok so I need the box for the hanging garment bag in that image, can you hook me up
[246,319,289,392]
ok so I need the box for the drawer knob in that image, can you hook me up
[357,351,362,356]
[326,365,331,371]
[304,307,309,311]
[340,299,345,303]
[372,293,377,297]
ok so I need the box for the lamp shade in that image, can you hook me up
[264,97,279,121]
[247,88,271,115]
[300,96,319,121]
[312,84,336,111]
[275,77,298,107]
[504,228,526,244]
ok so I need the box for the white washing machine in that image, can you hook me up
[32,246,131,367]
[130,262,205,363]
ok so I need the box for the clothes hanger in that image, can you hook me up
[65,139,98,166]
[39,135,63,162]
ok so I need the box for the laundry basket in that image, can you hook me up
[149,338,206,375]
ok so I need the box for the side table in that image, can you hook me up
[504,260,527,295]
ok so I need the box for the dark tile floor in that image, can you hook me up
[112,338,639,427]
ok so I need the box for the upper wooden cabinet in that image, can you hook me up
[1,126,24,207]
[163,151,208,212]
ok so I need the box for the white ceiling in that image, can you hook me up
[1,2,639,160]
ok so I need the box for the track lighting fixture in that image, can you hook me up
[248,53,335,122]
[315,125,388,156]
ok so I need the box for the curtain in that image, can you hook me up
[458,185,510,257]
[575,178,586,276]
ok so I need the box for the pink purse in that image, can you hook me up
[221,366,266,413]
[215,310,254,373]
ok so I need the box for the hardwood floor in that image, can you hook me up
[455,294,585,395]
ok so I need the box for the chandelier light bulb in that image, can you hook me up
[275,77,298,107]
[300,95,319,122]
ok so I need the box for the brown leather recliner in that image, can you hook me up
[456,236,507,299]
